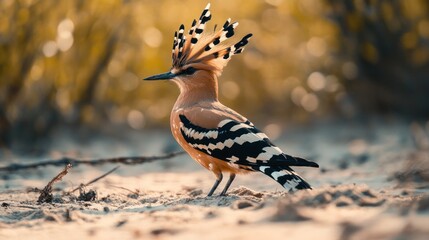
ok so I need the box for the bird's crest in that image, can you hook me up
[171,3,252,75]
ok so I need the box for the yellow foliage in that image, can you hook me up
[0,0,427,135]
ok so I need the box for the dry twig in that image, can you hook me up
[69,166,119,194]
[109,185,140,195]
[109,185,141,199]
[37,164,72,203]
[0,151,185,171]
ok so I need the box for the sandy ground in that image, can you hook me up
[1,120,429,239]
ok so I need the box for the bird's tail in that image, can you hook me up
[256,165,312,191]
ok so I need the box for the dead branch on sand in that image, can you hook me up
[0,151,185,171]
[38,164,72,203]
[109,185,140,195]
[69,166,119,194]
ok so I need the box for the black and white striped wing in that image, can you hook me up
[178,115,307,168]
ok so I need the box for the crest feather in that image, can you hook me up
[171,3,252,74]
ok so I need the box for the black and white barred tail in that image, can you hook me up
[255,165,312,191]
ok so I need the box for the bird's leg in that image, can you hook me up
[207,172,223,197]
[220,173,236,196]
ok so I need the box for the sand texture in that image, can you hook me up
[1,122,428,239]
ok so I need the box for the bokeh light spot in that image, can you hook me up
[43,41,58,57]
[108,60,124,77]
[301,93,319,112]
[221,81,240,100]
[143,27,163,48]
[127,110,145,129]
[291,86,307,106]
[306,37,327,57]
[57,18,74,34]
[307,72,326,91]
[121,72,139,91]
[56,35,74,52]
[56,19,75,52]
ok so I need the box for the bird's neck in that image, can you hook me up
[173,76,219,109]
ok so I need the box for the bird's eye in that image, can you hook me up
[182,67,197,75]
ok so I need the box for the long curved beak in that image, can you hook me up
[143,71,176,81]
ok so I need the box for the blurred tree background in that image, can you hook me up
[1,0,428,150]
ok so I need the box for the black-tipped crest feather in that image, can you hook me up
[171,3,252,72]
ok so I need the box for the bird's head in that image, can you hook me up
[144,3,252,89]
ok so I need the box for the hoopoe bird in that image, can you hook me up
[144,3,319,196]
